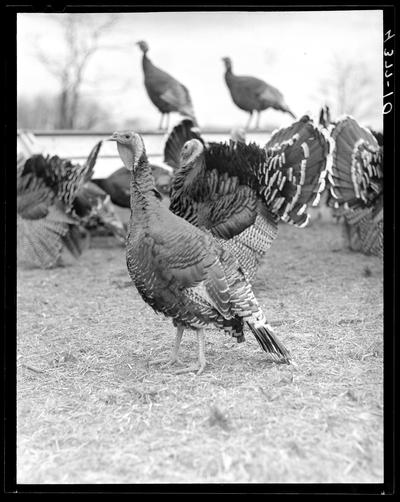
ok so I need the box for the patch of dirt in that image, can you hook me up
[17,220,383,484]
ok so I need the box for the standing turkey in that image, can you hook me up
[136,40,197,130]
[18,142,125,268]
[163,117,330,281]
[326,116,383,257]
[108,130,291,375]
[222,57,295,130]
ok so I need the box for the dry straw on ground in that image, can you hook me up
[17,217,383,484]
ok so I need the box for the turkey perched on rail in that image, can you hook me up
[222,57,295,130]
[108,130,291,375]
[163,116,330,281]
[17,142,125,268]
[136,40,197,130]
[326,116,383,257]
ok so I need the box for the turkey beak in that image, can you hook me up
[106,133,118,142]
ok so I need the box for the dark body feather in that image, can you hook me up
[93,164,172,208]
[138,41,197,127]
[222,58,295,126]
[142,56,195,119]
[225,72,293,116]
[165,116,330,280]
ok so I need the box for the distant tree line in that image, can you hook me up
[19,13,132,131]
[314,55,381,127]
[17,93,116,130]
[19,13,381,131]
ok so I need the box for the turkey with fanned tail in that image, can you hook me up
[108,130,291,375]
[326,116,383,257]
[17,171,85,269]
[17,141,125,268]
[163,116,331,282]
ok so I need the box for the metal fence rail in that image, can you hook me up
[17,129,273,178]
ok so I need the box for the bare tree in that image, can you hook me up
[35,13,125,129]
[315,54,379,123]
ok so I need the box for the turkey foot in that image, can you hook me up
[149,356,183,367]
[173,362,206,376]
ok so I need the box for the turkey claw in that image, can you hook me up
[173,363,206,376]
[149,357,182,368]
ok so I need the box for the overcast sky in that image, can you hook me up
[17,10,383,130]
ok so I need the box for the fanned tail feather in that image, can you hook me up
[362,212,383,256]
[263,115,330,226]
[17,206,82,268]
[82,141,103,182]
[17,174,89,268]
[327,116,383,256]
[343,197,383,256]
[62,224,89,258]
[328,116,382,209]
[163,118,203,170]
[21,141,104,211]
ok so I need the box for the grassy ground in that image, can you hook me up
[17,216,383,484]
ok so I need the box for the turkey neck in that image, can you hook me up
[142,53,153,74]
[224,66,234,86]
[129,154,160,219]
[175,161,208,202]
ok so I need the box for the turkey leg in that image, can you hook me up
[255,111,261,130]
[245,111,254,131]
[150,325,184,367]
[158,113,165,130]
[165,113,170,131]
[174,328,206,376]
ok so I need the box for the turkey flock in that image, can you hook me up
[17,41,383,375]
[136,40,295,131]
